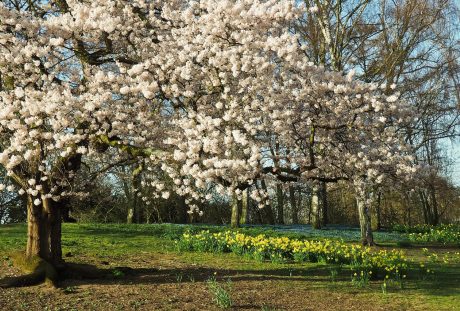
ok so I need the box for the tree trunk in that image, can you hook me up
[124,177,135,224]
[375,192,382,230]
[429,183,439,225]
[356,193,375,246]
[419,190,429,224]
[176,196,188,223]
[297,186,302,223]
[230,195,240,228]
[126,165,142,224]
[127,205,134,224]
[61,198,76,223]
[289,185,299,224]
[239,189,249,225]
[406,193,412,227]
[260,179,275,225]
[254,205,263,224]
[133,173,142,224]
[311,185,321,229]
[26,196,63,264]
[419,190,438,225]
[320,182,328,226]
[276,183,284,224]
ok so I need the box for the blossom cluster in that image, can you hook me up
[0,0,416,211]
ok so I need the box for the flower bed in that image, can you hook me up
[177,231,409,281]
[405,225,460,245]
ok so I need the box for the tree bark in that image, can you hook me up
[320,182,328,226]
[289,185,299,224]
[230,195,240,228]
[428,183,439,225]
[176,196,188,224]
[26,196,63,264]
[260,179,275,225]
[375,191,382,230]
[127,206,134,224]
[239,189,249,225]
[356,193,375,246]
[133,173,142,224]
[276,183,284,224]
[311,185,321,229]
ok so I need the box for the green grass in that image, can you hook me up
[0,223,405,256]
[0,223,459,310]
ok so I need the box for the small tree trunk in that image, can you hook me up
[260,179,275,225]
[311,185,321,229]
[26,196,63,264]
[356,193,375,246]
[406,193,412,227]
[133,174,142,224]
[321,182,328,226]
[61,198,76,223]
[376,192,382,230]
[240,189,249,224]
[254,206,263,224]
[429,184,439,225]
[127,205,134,224]
[230,195,240,228]
[176,196,188,224]
[126,165,142,224]
[419,190,437,225]
[276,183,284,224]
[289,185,299,224]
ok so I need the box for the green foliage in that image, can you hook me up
[112,269,125,278]
[392,224,435,234]
[392,224,460,245]
[62,286,78,294]
[381,279,388,294]
[351,270,371,288]
[329,265,341,282]
[175,272,183,283]
[207,275,233,309]
[407,225,460,245]
[179,230,410,282]
[0,223,459,309]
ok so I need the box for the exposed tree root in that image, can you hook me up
[0,252,59,288]
[0,252,122,288]
[362,240,376,247]
[0,269,47,288]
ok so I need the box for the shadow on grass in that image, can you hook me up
[410,267,460,296]
[57,263,334,285]
[2,259,450,298]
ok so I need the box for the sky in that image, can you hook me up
[443,140,460,186]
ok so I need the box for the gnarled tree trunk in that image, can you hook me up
[260,179,275,225]
[230,195,240,228]
[239,189,249,225]
[26,196,63,264]
[289,185,299,224]
[375,191,382,230]
[356,192,375,246]
[276,183,284,224]
[321,182,328,226]
[311,185,321,229]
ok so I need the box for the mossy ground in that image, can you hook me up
[0,223,459,310]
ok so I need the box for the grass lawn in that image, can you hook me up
[0,223,459,310]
